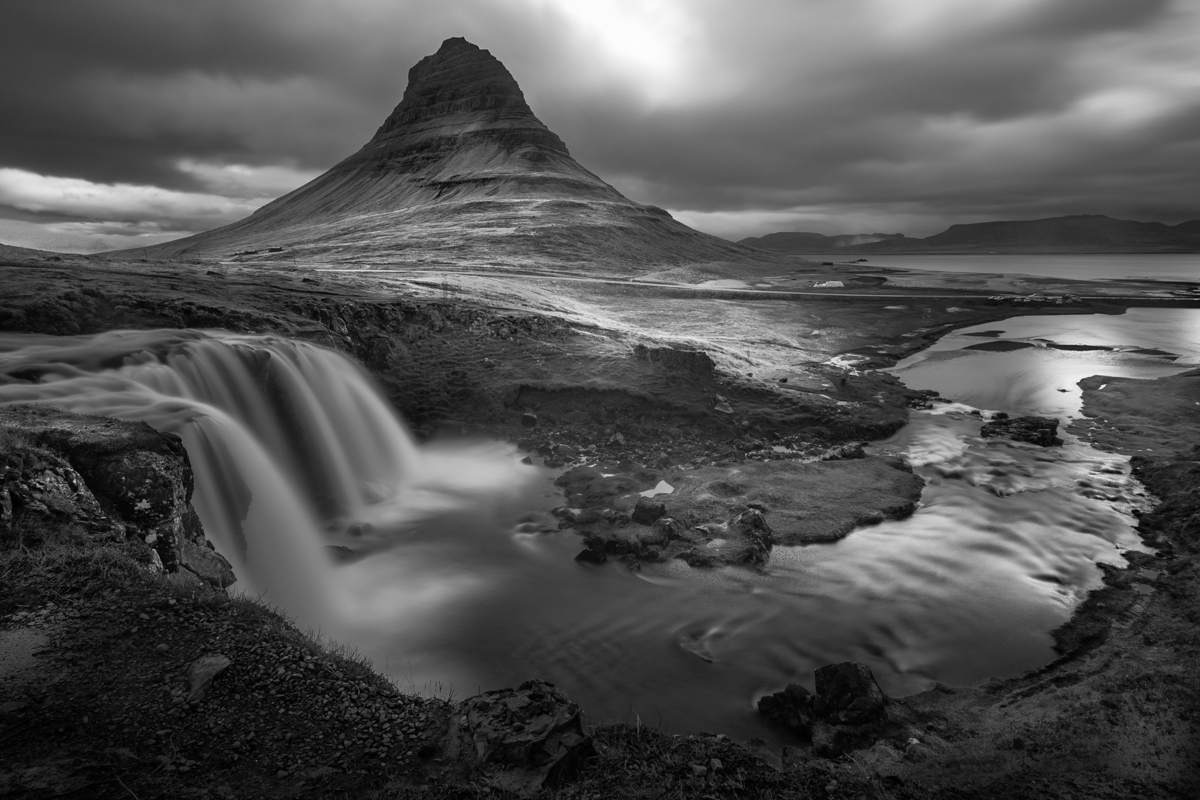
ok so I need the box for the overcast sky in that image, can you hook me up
[2,0,1198,252]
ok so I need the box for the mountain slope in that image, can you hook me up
[836,215,1200,254]
[133,38,775,272]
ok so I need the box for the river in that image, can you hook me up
[1,307,1198,743]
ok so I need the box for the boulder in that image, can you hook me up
[443,680,594,796]
[757,683,815,736]
[814,662,887,725]
[0,405,228,583]
[631,497,666,525]
[186,654,231,704]
[980,414,1063,446]
[179,538,237,588]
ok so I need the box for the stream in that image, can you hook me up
[1,307,1198,743]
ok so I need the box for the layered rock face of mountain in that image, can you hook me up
[834,215,1200,254]
[140,38,765,271]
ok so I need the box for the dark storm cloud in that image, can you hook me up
[1,0,1197,250]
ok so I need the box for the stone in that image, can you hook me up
[521,412,539,429]
[813,662,887,725]
[179,538,236,588]
[186,654,232,704]
[0,405,215,574]
[574,547,606,564]
[757,683,815,735]
[631,497,667,525]
[442,680,594,796]
[980,415,1063,447]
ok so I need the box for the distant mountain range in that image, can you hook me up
[738,231,906,252]
[741,215,1200,255]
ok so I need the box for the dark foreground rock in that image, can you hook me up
[0,404,234,587]
[439,680,594,796]
[980,413,1063,446]
[759,662,917,758]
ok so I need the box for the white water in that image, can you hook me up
[0,330,544,632]
[2,311,1197,741]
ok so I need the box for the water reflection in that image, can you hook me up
[895,309,1200,418]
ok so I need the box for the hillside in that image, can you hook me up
[835,215,1200,254]
[128,38,779,273]
[739,231,905,253]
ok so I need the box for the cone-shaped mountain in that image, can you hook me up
[141,38,768,270]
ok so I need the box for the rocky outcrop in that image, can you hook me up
[980,413,1063,446]
[632,345,716,377]
[558,457,923,568]
[758,661,913,758]
[0,404,233,587]
[440,680,594,796]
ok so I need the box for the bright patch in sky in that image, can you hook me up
[522,0,720,104]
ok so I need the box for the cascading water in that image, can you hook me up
[0,329,542,632]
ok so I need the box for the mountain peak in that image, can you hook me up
[367,37,566,155]
[133,38,769,270]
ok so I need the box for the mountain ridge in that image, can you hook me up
[128,38,777,272]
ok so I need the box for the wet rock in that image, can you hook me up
[0,405,218,574]
[814,662,887,725]
[521,412,538,428]
[574,546,606,564]
[980,414,1063,446]
[651,516,685,542]
[631,497,666,525]
[186,654,232,704]
[443,680,593,796]
[757,683,816,736]
[823,442,866,460]
[179,538,236,588]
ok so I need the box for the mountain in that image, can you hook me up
[134,38,773,271]
[834,215,1200,255]
[0,241,72,263]
[739,231,905,253]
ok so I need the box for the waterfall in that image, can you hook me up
[0,329,534,632]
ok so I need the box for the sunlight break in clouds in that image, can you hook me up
[520,0,727,106]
